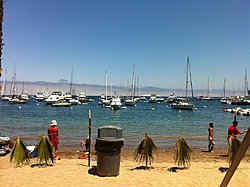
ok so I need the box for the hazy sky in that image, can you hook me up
[2,0,250,93]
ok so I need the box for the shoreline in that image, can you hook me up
[57,147,250,162]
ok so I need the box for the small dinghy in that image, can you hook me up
[0,133,11,146]
[0,133,11,156]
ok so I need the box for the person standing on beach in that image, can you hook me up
[208,122,215,152]
[84,136,93,152]
[48,120,60,159]
[227,121,248,141]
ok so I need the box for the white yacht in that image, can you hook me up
[45,91,64,105]
[110,96,122,110]
[149,94,157,103]
[35,91,44,102]
[78,92,87,104]
[125,97,136,106]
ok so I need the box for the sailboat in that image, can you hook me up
[231,70,250,105]
[200,78,213,101]
[99,71,110,106]
[171,57,195,110]
[220,79,228,104]
[1,69,10,101]
[8,66,18,103]
[125,65,136,106]
[19,81,29,102]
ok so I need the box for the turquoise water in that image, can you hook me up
[0,97,250,151]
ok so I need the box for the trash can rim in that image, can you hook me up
[98,125,122,129]
[96,137,124,142]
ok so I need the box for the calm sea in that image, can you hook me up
[1,97,249,151]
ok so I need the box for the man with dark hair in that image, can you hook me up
[227,121,248,141]
[208,122,215,152]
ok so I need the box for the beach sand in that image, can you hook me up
[1,147,250,187]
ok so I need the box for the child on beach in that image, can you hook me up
[208,122,215,152]
[81,136,93,152]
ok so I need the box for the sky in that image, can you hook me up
[1,0,250,95]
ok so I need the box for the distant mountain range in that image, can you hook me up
[1,80,237,97]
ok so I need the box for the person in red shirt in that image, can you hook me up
[227,121,248,141]
[48,120,60,159]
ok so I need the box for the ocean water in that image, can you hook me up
[0,96,250,151]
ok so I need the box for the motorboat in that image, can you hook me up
[78,92,87,104]
[45,91,64,105]
[19,94,29,102]
[51,100,71,107]
[8,96,28,104]
[156,97,164,102]
[69,98,80,105]
[110,96,122,110]
[1,95,10,101]
[149,94,157,103]
[165,93,176,103]
[100,98,110,106]
[64,92,72,102]
[171,99,195,110]
[35,91,44,102]
[125,97,136,106]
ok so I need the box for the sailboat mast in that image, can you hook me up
[131,65,135,98]
[0,0,4,77]
[244,69,248,97]
[187,57,194,98]
[223,79,226,98]
[207,78,209,97]
[105,71,108,100]
[70,67,73,95]
[1,69,6,96]
[186,57,189,98]
[10,65,16,97]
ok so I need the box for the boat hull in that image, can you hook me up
[51,103,71,107]
[171,103,195,110]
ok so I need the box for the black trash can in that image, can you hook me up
[95,125,124,177]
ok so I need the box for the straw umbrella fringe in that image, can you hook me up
[34,135,54,166]
[10,137,30,167]
[228,135,241,164]
[133,133,158,167]
[174,136,192,168]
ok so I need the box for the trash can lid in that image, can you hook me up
[98,125,123,140]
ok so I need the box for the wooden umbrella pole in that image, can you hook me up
[220,127,250,187]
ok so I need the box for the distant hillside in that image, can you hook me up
[1,80,235,97]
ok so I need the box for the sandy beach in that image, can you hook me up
[1,147,250,187]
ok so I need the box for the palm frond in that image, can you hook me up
[228,135,241,164]
[34,135,54,166]
[133,133,158,167]
[174,136,192,168]
[10,137,30,167]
